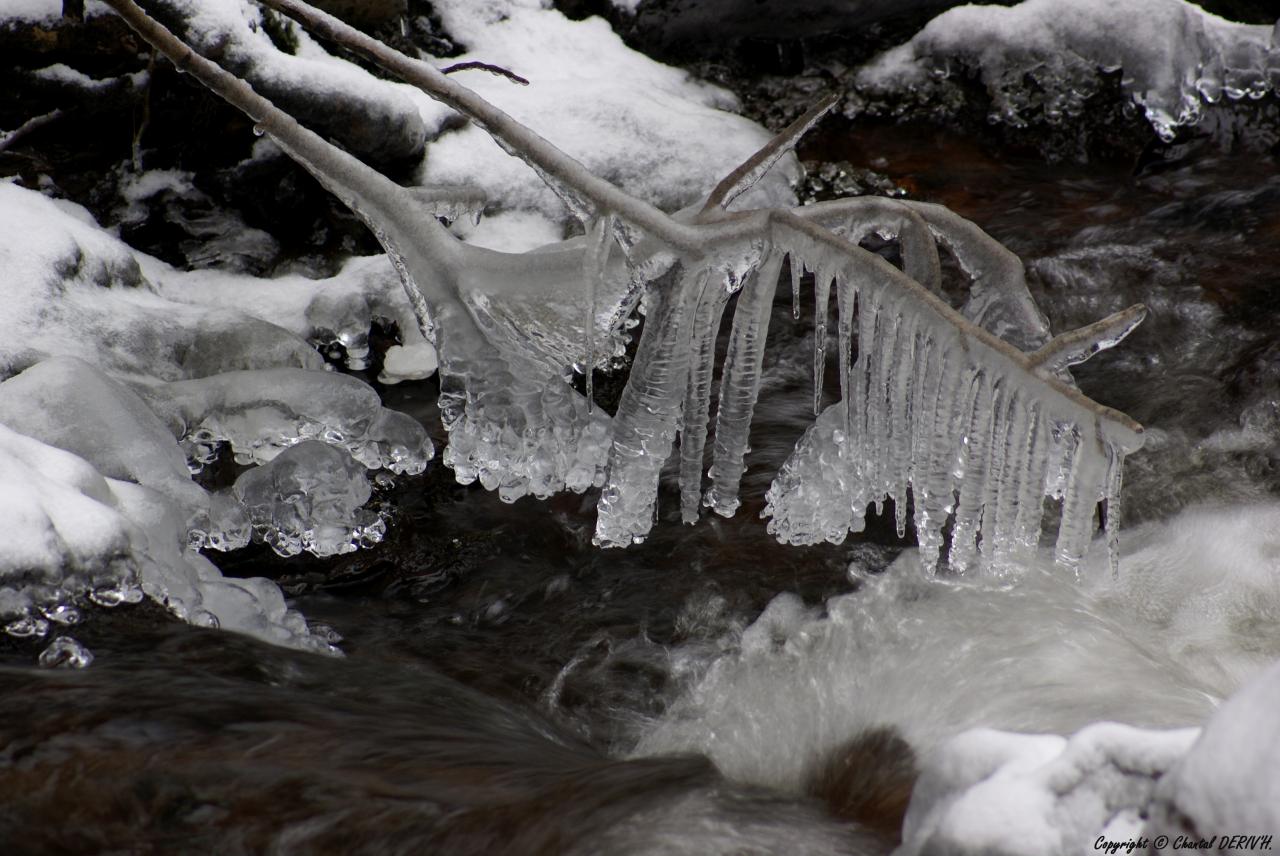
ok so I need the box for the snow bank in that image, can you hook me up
[3,0,110,23]
[901,725,1199,855]
[419,0,799,231]
[857,0,1279,142]
[903,659,1280,854]
[0,180,437,650]
[1147,658,1280,836]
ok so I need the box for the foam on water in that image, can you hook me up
[632,502,1280,792]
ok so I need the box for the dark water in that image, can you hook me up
[3,129,1279,852]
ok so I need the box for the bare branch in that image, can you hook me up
[0,110,65,155]
[439,61,529,86]
[700,92,839,216]
[1029,304,1149,375]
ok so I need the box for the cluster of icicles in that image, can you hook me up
[594,233,1136,578]
[105,0,1148,578]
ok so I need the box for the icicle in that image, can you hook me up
[813,263,832,415]
[1054,420,1108,575]
[1103,441,1124,579]
[790,254,803,320]
[975,383,1013,564]
[986,389,1026,566]
[948,375,997,573]
[1011,405,1049,555]
[679,270,732,523]
[582,214,614,413]
[915,351,969,573]
[888,312,921,538]
[595,264,704,547]
[835,271,856,445]
[706,251,784,516]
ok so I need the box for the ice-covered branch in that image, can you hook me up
[699,93,839,216]
[101,0,1150,576]
[1028,304,1149,378]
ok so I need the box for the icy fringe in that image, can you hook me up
[104,0,1147,575]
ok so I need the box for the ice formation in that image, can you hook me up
[0,424,329,652]
[102,0,1150,575]
[233,440,383,557]
[0,178,439,650]
[857,0,1280,144]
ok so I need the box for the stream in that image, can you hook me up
[3,106,1280,856]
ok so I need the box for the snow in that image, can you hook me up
[900,659,1280,853]
[857,0,1278,142]
[147,0,425,163]
[0,180,436,650]
[901,725,1200,855]
[144,253,438,381]
[1147,659,1280,835]
[418,0,799,233]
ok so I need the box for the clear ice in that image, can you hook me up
[104,0,1149,577]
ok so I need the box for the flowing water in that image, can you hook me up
[3,126,1280,853]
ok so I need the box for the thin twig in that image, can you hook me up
[439,61,528,86]
[0,110,66,155]
[132,50,157,171]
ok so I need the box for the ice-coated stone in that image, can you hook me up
[0,181,324,382]
[0,357,207,520]
[0,424,334,654]
[0,423,144,623]
[857,0,1279,144]
[233,440,381,557]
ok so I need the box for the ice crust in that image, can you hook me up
[857,0,1280,143]
[0,181,433,651]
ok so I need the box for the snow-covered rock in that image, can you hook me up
[419,0,800,229]
[858,0,1280,143]
[1146,658,1280,838]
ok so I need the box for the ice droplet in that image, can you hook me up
[38,636,94,669]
